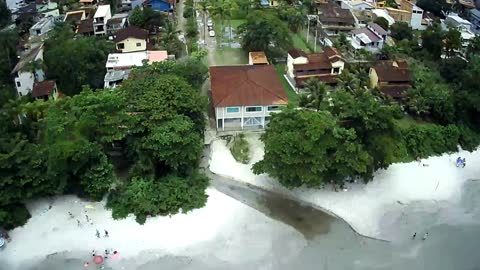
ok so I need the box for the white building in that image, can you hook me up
[12,44,45,97]
[340,0,375,11]
[442,13,476,47]
[104,51,168,87]
[286,47,345,90]
[348,22,388,53]
[410,4,424,30]
[29,16,55,38]
[210,65,288,130]
[93,5,112,36]
[372,9,396,26]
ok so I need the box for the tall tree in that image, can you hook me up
[253,108,372,187]
[0,0,11,28]
[421,23,444,60]
[444,27,462,57]
[44,26,114,95]
[238,10,293,57]
[298,78,328,111]
[158,20,183,56]
[417,0,451,18]
[390,22,413,41]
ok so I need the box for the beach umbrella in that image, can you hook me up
[93,255,104,264]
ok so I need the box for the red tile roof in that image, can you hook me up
[373,60,411,82]
[114,26,148,43]
[288,48,307,58]
[32,80,56,97]
[379,84,411,98]
[210,65,288,107]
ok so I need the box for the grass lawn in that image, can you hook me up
[274,64,298,104]
[229,133,250,164]
[291,32,311,53]
[230,19,246,29]
[213,47,248,65]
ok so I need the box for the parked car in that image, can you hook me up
[207,19,213,27]
[209,30,215,37]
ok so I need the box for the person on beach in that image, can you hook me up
[92,250,96,256]
[77,219,81,226]
[462,158,466,168]
[456,157,462,167]
[412,232,416,239]
[85,215,90,223]
[84,262,89,268]
[104,229,109,237]
[422,232,428,240]
[68,212,74,219]
[95,229,100,238]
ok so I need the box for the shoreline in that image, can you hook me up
[209,134,480,239]
[206,170,391,243]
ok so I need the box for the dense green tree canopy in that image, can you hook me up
[0,1,11,28]
[253,108,372,187]
[44,24,114,95]
[417,0,451,18]
[421,24,444,60]
[390,22,413,42]
[1,58,209,228]
[238,10,293,57]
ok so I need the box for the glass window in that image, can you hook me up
[226,107,239,113]
[117,43,125,49]
[267,105,281,111]
[246,106,262,112]
[136,42,141,47]
[16,81,21,87]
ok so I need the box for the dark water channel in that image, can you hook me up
[208,172,336,239]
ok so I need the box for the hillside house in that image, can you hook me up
[369,60,411,100]
[11,44,45,97]
[349,22,388,53]
[93,5,112,36]
[286,47,344,90]
[317,3,356,36]
[210,65,288,130]
[114,26,149,52]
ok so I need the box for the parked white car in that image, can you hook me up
[209,30,215,37]
[207,19,213,27]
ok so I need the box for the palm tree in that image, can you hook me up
[158,20,183,56]
[208,0,227,43]
[299,78,328,112]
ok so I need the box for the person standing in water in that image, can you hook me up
[412,232,417,239]
[422,232,428,240]
[95,229,100,238]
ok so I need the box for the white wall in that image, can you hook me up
[411,5,424,30]
[286,55,308,79]
[215,105,284,130]
[116,37,147,52]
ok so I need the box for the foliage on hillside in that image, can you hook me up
[0,59,209,228]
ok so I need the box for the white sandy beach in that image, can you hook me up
[210,134,480,239]
[0,188,305,270]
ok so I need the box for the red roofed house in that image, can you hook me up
[286,47,345,91]
[32,80,58,101]
[369,60,412,100]
[210,65,288,130]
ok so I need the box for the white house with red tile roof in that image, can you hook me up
[210,65,288,131]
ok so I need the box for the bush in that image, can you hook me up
[229,133,250,164]
[107,174,209,224]
[0,204,31,230]
[401,124,460,158]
